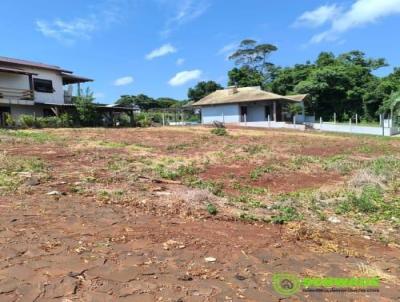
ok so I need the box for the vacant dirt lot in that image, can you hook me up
[0,127,399,301]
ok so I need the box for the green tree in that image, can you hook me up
[381,91,400,118]
[188,81,223,101]
[74,87,98,126]
[228,66,265,88]
[229,39,278,72]
[227,39,278,87]
[270,50,388,120]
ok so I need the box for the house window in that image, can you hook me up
[33,78,54,93]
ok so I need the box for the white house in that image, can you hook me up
[193,86,310,129]
[0,56,93,125]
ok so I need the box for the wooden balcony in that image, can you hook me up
[0,87,34,100]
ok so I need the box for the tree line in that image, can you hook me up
[226,39,400,121]
[113,39,400,122]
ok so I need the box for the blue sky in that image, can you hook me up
[1,0,400,103]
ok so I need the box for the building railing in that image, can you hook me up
[0,87,34,100]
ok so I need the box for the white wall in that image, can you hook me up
[201,104,240,124]
[30,68,64,104]
[313,122,396,136]
[0,73,30,90]
[0,67,64,104]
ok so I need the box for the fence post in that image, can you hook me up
[334,112,336,124]
[355,114,358,125]
[244,113,247,126]
[293,115,296,127]
[319,117,322,130]
[379,114,382,126]
[381,114,385,136]
[162,112,165,126]
[268,114,270,127]
[222,112,225,124]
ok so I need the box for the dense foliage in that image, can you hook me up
[116,94,185,110]
[188,81,223,101]
[225,40,400,121]
[73,88,99,126]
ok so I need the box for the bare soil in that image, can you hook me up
[0,127,399,302]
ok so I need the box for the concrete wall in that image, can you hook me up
[239,121,306,130]
[313,122,397,136]
[201,104,240,124]
[0,67,64,104]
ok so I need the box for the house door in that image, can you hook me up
[275,103,283,122]
[0,107,11,127]
[265,106,271,120]
[240,106,247,122]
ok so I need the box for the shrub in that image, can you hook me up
[211,128,228,136]
[336,185,382,214]
[206,203,218,215]
[271,205,302,224]
[19,115,43,128]
[4,113,16,127]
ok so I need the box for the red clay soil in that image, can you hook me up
[0,128,399,301]
[199,163,343,194]
[253,171,343,193]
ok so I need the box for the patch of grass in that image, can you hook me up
[0,129,58,143]
[250,166,275,180]
[369,156,400,180]
[271,205,302,224]
[336,185,383,215]
[155,163,199,180]
[290,155,320,169]
[206,203,218,215]
[232,182,267,194]
[230,194,267,208]
[166,143,191,152]
[357,145,374,154]
[185,177,224,196]
[211,128,228,136]
[99,141,129,148]
[97,189,126,202]
[334,184,400,225]
[0,153,46,193]
[322,155,358,175]
[242,145,267,155]
[128,143,152,152]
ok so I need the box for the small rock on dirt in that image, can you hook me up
[46,190,63,196]
[204,257,216,263]
[328,216,341,224]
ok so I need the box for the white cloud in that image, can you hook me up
[36,18,97,45]
[302,0,400,44]
[295,4,342,27]
[146,43,177,60]
[35,0,124,45]
[161,0,210,36]
[114,76,134,86]
[168,69,202,86]
[176,58,185,65]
